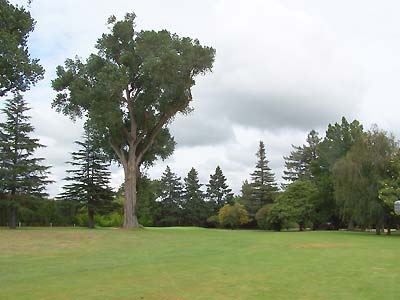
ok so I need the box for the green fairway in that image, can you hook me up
[1,228,400,300]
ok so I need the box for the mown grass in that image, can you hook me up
[1,227,400,300]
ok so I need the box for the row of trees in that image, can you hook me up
[1,93,400,234]
[247,118,400,234]
[2,1,400,233]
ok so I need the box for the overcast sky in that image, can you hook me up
[4,0,400,196]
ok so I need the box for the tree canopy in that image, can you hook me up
[52,13,215,228]
[0,0,44,97]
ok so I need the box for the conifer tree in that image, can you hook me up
[249,141,278,215]
[182,167,208,226]
[59,123,114,228]
[206,166,233,213]
[158,166,184,226]
[283,130,321,184]
[0,94,51,228]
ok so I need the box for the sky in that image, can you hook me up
[4,0,400,196]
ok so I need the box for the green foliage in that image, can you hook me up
[218,203,250,229]
[283,130,320,184]
[182,167,209,226]
[136,175,161,226]
[0,0,44,97]
[59,122,114,228]
[0,94,51,228]
[242,141,278,216]
[52,13,215,227]
[157,166,183,226]
[206,166,233,213]
[333,127,398,232]
[255,203,273,229]
[0,94,51,196]
[0,197,80,226]
[312,117,364,228]
[206,215,219,228]
[262,180,318,231]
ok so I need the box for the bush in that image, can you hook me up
[95,212,123,227]
[206,215,219,228]
[255,204,273,229]
[218,203,250,229]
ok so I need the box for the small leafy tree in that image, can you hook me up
[218,203,250,229]
[0,94,51,228]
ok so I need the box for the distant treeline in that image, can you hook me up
[2,115,400,233]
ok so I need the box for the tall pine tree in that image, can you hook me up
[59,123,114,228]
[206,166,233,213]
[0,94,51,228]
[158,166,184,226]
[182,167,208,226]
[248,141,278,215]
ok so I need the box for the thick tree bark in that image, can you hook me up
[88,207,95,229]
[123,160,140,228]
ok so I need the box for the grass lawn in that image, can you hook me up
[1,227,400,300]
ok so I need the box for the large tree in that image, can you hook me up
[312,117,364,228]
[0,0,44,97]
[206,166,233,213]
[59,123,114,228]
[52,13,215,228]
[0,94,51,228]
[333,127,397,234]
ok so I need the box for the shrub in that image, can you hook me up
[255,204,273,229]
[218,203,250,229]
[206,215,219,228]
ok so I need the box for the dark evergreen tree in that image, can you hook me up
[0,94,51,228]
[283,130,321,184]
[157,166,184,226]
[59,123,114,228]
[248,141,278,215]
[182,167,208,226]
[206,166,233,213]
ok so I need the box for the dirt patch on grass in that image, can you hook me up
[291,242,354,249]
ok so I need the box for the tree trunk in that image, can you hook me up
[123,161,140,228]
[9,205,16,229]
[376,225,381,235]
[88,207,95,229]
[299,222,304,231]
[347,219,354,231]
